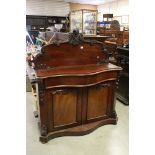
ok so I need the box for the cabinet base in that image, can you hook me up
[40,118,117,143]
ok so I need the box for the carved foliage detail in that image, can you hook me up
[41,124,47,136]
[100,45,109,63]
[39,90,45,105]
[37,79,45,105]
[35,64,53,70]
[116,76,120,89]
[111,111,117,119]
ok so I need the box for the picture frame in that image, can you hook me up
[122,15,129,24]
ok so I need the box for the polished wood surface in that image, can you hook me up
[33,43,107,70]
[53,89,77,127]
[39,65,119,89]
[87,85,108,120]
[35,63,120,77]
[28,34,122,143]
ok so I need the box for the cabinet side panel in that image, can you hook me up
[53,90,77,127]
[87,85,108,120]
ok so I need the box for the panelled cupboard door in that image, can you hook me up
[48,88,82,131]
[86,81,115,122]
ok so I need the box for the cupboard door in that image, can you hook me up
[49,88,82,130]
[86,82,113,122]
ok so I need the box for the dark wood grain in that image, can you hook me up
[87,83,109,120]
[33,42,107,69]
[53,89,78,127]
[28,36,122,143]
[35,63,121,77]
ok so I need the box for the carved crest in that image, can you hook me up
[69,29,84,45]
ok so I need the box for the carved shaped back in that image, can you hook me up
[33,42,108,70]
[33,31,109,70]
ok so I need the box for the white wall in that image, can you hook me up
[26,0,70,16]
[97,0,129,21]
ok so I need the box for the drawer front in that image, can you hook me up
[44,71,118,89]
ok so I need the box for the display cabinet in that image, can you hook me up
[70,10,97,35]
[115,47,129,105]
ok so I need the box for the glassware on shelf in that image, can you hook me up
[70,10,97,35]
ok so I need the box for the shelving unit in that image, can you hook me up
[103,14,113,30]
[70,9,97,35]
[26,15,69,39]
[26,15,47,31]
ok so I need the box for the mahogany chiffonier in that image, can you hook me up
[27,31,122,143]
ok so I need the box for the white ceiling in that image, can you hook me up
[61,0,116,5]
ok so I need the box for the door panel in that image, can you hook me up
[49,88,81,130]
[53,90,76,127]
[87,82,111,122]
